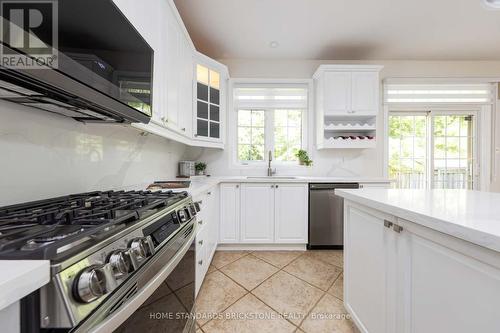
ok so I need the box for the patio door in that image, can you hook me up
[388,111,477,189]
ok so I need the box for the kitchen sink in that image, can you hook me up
[246,176,298,180]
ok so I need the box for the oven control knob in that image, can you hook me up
[108,250,131,278]
[129,238,150,260]
[73,266,107,303]
[177,209,187,223]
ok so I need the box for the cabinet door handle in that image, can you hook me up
[198,260,203,265]
[383,220,393,228]
[182,128,186,131]
[198,240,203,245]
[236,184,239,188]
[198,220,203,225]
[207,191,212,195]
[271,185,274,188]
[275,185,279,188]
[393,224,403,233]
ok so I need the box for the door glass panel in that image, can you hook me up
[432,115,474,189]
[197,64,209,85]
[210,105,219,121]
[197,82,208,102]
[209,70,220,89]
[210,87,220,105]
[197,119,208,137]
[197,101,208,119]
[388,115,428,188]
[210,122,220,138]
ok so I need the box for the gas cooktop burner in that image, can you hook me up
[32,226,85,243]
[0,190,189,260]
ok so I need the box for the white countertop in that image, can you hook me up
[336,189,500,253]
[0,260,50,310]
[170,176,391,197]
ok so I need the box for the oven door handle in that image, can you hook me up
[85,227,196,333]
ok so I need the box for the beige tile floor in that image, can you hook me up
[195,250,359,333]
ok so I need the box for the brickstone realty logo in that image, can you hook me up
[0,0,58,69]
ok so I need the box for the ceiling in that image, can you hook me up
[173,0,500,60]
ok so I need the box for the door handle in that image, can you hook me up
[383,220,393,228]
[393,224,403,233]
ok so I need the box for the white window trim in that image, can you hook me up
[383,104,492,191]
[228,78,313,170]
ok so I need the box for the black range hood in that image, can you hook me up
[0,0,153,123]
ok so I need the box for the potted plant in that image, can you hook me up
[295,149,313,166]
[195,162,207,176]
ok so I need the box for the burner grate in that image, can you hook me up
[0,190,188,259]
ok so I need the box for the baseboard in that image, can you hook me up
[216,244,307,251]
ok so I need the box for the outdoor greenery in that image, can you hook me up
[237,109,302,162]
[389,114,473,189]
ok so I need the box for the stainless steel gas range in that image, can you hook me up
[0,190,199,333]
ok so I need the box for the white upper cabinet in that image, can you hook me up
[274,184,308,243]
[351,72,379,114]
[314,65,383,149]
[324,71,351,115]
[118,0,226,148]
[193,53,228,147]
[240,183,275,243]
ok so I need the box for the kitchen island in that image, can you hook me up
[336,189,500,333]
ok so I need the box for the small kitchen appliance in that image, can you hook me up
[178,161,196,177]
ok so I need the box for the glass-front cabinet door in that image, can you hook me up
[195,64,221,140]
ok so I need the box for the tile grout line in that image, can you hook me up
[198,250,344,332]
[198,252,255,330]
[211,253,303,329]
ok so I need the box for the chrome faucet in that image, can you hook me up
[267,150,276,176]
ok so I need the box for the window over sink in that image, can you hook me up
[233,82,309,165]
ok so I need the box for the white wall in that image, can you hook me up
[187,60,500,184]
[0,101,188,206]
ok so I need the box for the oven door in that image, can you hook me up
[75,220,196,333]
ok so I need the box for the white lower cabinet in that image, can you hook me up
[274,184,308,243]
[220,183,308,244]
[344,204,395,333]
[194,187,219,295]
[345,202,500,333]
[240,183,275,243]
[219,183,240,243]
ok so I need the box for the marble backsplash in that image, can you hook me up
[0,101,187,206]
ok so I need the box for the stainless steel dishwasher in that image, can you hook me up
[308,183,359,249]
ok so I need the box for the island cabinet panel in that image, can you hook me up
[345,201,500,333]
[344,204,396,333]
[396,220,500,333]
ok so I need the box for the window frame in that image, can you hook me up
[229,79,313,169]
[236,108,306,165]
[384,104,492,191]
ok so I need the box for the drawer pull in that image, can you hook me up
[383,220,393,228]
[198,260,203,265]
[393,224,403,233]
[198,220,203,225]
[198,240,204,245]
[207,191,212,195]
